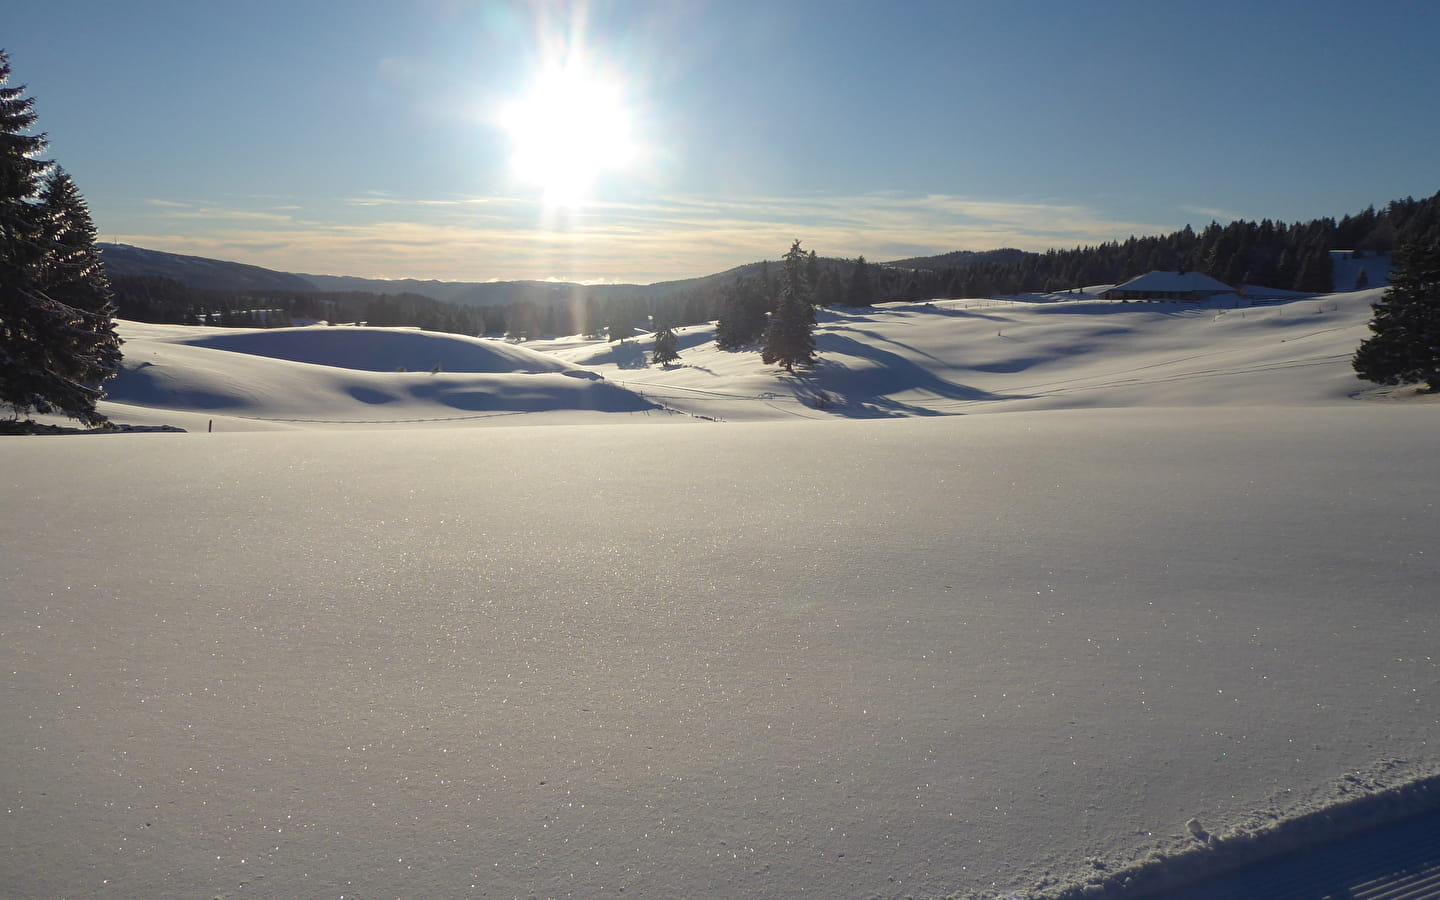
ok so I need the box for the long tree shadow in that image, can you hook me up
[900,304,1018,323]
[826,325,956,366]
[406,376,656,413]
[585,340,650,370]
[809,333,1031,416]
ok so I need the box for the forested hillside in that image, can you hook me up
[888,192,1440,298]
[105,191,1440,339]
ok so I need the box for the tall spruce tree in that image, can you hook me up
[760,240,816,372]
[37,168,122,390]
[0,51,121,425]
[651,323,680,366]
[1352,235,1440,391]
[0,49,53,418]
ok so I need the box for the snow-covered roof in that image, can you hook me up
[1107,271,1234,293]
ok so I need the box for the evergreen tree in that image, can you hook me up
[37,168,122,387]
[713,284,746,350]
[1353,267,1370,291]
[899,276,920,301]
[604,297,641,342]
[715,275,767,350]
[651,324,680,366]
[814,266,844,307]
[846,255,874,306]
[0,50,121,426]
[1352,236,1440,391]
[761,240,816,372]
[1292,246,1334,293]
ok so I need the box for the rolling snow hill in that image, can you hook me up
[92,287,1412,431]
[4,288,1438,900]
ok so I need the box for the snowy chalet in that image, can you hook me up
[1100,271,1237,302]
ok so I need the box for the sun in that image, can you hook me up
[501,62,639,207]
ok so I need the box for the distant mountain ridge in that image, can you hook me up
[98,190,1440,305]
[96,244,995,307]
[99,243,782,307]
[99,244,316,293]
[881,248,1029,270]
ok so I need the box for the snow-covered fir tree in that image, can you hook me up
[37,168,122,392]
[760,240,816,372]
[715,275,768,350]
[0,51,122,426]
[1353,234,1440,391]
[651,324,680,366]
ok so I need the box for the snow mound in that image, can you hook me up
[553,292,1393,422]
[96,290,1420,431]
[177,324,574,373]
[102,321,659,427]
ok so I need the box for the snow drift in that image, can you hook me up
[102,322,658,428]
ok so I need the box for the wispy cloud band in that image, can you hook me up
[104,191,1173,284]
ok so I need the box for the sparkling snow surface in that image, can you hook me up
[3,291,1438,899]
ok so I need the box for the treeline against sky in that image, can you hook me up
[108,191,1440,340]
[107,275,712,340]
[900,192,1440,299]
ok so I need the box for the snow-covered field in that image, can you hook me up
[3,289,1438,899]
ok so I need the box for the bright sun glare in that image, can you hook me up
[501,62,639,208]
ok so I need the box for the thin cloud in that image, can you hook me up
[189,208,298,224]
[1180,205,1239,223]
[117,191,1179,283]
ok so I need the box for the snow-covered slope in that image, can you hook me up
[3,410,1437,900]
[97,289,1405,432]
[175,324,576,374]
[102,323,661,429]
[4,291,1439,900]
[557,289,1394,422]
[1330,250,1392,294]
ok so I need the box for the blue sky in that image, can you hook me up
[7,0,1439,284]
